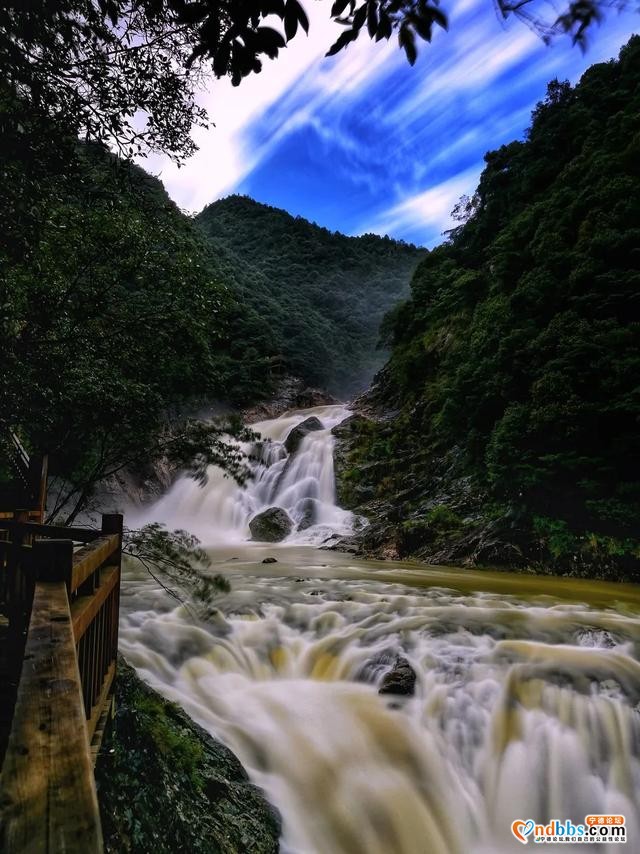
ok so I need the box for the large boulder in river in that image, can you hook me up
[284,417,324,455]
[378,656,417,696]
[249,507,293,542]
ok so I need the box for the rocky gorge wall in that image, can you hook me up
[330,388,639,582]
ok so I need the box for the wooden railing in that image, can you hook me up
[0,513,122,853]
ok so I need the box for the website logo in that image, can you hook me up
[511,816,626,844]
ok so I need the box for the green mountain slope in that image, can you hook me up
[0,113,274,515]
[196,195,424,397]
[337,37,640,579]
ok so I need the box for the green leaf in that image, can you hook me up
[326,27,359,56]
[284,0,299,40]
[367,1,378,38]
[331,0,351,17]
[352,4,368,30]
[377,9,392,39]
[297,3,310,33]
[398,26,417,64]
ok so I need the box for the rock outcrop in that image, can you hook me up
[378,657,417,696]
[242,376,337,424]
[96,659,280,854]
[284,417,324,455]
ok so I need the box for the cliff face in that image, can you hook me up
[95,660,280,854]
[332,387,638,581]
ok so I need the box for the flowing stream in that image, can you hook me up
[123,406,640,853]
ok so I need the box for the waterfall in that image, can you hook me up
[132,404,357,546]
[122,403,640,853]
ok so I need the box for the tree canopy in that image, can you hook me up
[0,132,271,521]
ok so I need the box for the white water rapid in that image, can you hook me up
[122,407,640,854]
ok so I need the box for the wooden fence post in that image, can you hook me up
[28,454,48,522]
[101,514,123,561]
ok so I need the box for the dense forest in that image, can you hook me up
[337,36,640,579]
[197,196,423,395]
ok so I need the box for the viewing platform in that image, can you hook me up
[0,435,120,852]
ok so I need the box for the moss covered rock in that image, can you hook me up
[96,659,280,853]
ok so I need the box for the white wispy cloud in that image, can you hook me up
[357,165,482,243]
[140,5,399,212]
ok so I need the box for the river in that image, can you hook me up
[122,405,640,853]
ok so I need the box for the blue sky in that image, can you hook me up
[146,1,638,247]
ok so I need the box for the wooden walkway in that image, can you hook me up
[0,510,122,853]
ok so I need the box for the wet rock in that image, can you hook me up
[262,557,278,564]
[296,497,321,531]
[249,507,293,542]
[296,387,338,408]
[576,628,616,648]
[331,413,370,439]
[242,376,336,423]
[320,535,361,554]
[284,416,324,455]
[378,656,417,696]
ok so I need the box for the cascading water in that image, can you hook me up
[123,406,640,854]
[132,404,356,545]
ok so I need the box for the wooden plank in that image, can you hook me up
[86,662,116,743]
[25,524,100,543]
[90,695,115,768]
[0,580,103,853]
[70,566,119,643]
[71,535,118,593]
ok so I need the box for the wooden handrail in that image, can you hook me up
[71,535,119,593]
[0,521,101,543]
[7,432,29,473]
[0,433,48,522]
[0,582,103,852]
[71,566,119,643]
[0,510,42,521]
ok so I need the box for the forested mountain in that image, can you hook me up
[196,196,424,396]
[337,37,640,578]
